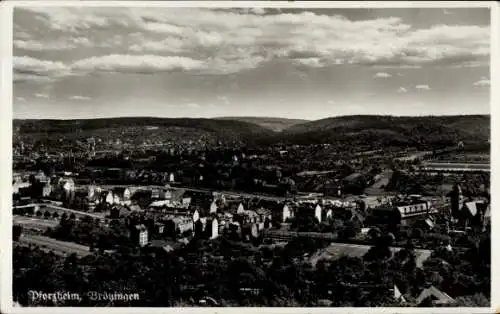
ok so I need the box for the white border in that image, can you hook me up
[0,1,497,314]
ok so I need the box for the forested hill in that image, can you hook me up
[13,117,274,140]
[216,116,308,132]
[13,115,490,148]
[276,115,491,147]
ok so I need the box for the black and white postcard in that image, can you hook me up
[1,1,497,312]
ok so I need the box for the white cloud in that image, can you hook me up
[373,65,422,69]
[14,8,491,74]
[449,61,488,68]
[14,73,56,84]
[416,85,431,91]
[14,31,31,40]
[14,56,70,76]
[14,39,76,51]
[16,97,26,101]
[473,79,490,87]
[294,58,324,68]
[69,95,91,101]
[327,100,336,105]
[34,93,49,98]
[218,95,230,105]
[398,87,408,93]
[19,7,127,33]
[250,8,266,15]
[186,103,200,109]
[71,54,206,73]
[374,72,392,78]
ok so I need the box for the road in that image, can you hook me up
[43,204,105,219]
[421,162,490,172]
[13,203,105,220]
[17,234,90,257]
[98,184,291,201]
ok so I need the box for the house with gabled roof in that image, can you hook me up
[459,200,488,229]
[209,200,218,214]
[282,203,294,222]
[112,187,131,205]
[315,204,322,223]
[393,284,406,304]
[415,286,455,306]
[237,202,245,214]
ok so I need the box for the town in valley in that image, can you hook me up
[12,115,491,307]
[10,5,492,308]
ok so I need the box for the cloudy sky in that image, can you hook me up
[13,6,491,120]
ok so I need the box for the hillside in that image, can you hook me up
[13,115,490,149]
[279,115,490,147]
[13,117,275,145]
[216,116,308,132]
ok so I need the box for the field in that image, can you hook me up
[310,243,431,269]
[13,215,59,231]
[16,234,91,257]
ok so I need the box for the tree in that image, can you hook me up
[61,212,68,221]
[338,220,361,240]
[13,225,23,241]
[454,293,490,307]
[44,211,51,219]
[291,210,320,232]
[411,228,424,239]
[368,227,381,241]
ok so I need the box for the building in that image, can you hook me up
[458,200,489,229]
[34,171,50,184]
[55,177,75,202]
[236,203,245,214]
[169,173,175,183]
[110,205,131,219]
[132,224,149,247]
[208,218,219,239]
[315,204,322,223]
[483,204,491,231]
[450,183,464,219]
[105,191,114,204]
[163,187,187,205]
[210,200,218,214]
[187,191,214,216]
[156,222,165,234]
[323,180,342,197]
[236,210,260,224]
[369,198,436,227]
[151,187,162,199]
[325,208,333,220]
[148,239,184,253]
[13,181,31,195]
[255,207,273,225]
[59,178,75,193]
[42,183,52,197]
[168,216,194,236]
[112,187,131,205]
[161,207,200,224]
[282,204,293,222]
[395,201,434,226]
[415,286,455,306]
